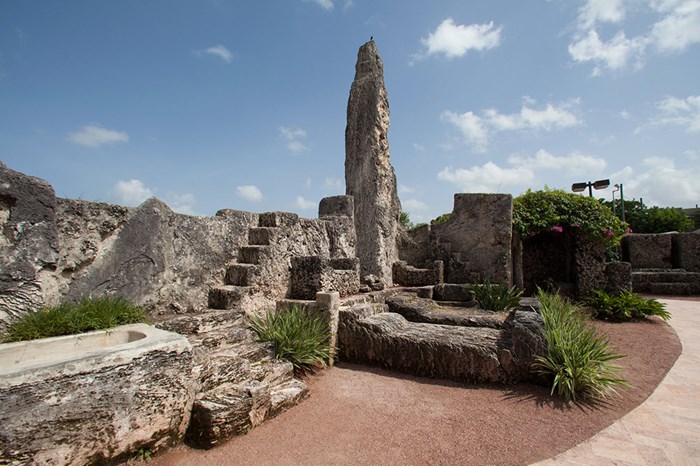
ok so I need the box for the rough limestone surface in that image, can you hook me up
[385,294,506,329]
[0,325,198,465]
[290,256,360,300]
[392,260,444,287]
[64,198,257,316]
[622,233,674,269]
[673,232,700,272]
[344,40,401,286]
[431,194,513,285]
[605,262,632,294]
[337,300,545,384]
[0,162,59,330]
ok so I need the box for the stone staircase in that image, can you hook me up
[208,213,286,313]
[632,269,700,295]
[156,213,309,449]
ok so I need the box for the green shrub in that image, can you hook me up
[513,188,626,246]
[470,280,523,312]
[431,212,452,225]
[532,291,628,403]
[586,290,671,322]
[250,305,333,374]
[2,296,148,343]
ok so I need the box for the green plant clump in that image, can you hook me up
[532,291,629,403]
[250,305,333,373]
[3,296,148,343]
[513,188,627,246]
[586,290,671,322]
[470,280,523,312]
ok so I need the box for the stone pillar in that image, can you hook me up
[315,291,340,365]
[344,40,401,286]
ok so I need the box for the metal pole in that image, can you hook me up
[588,183,593,197]
[612,189,617,216]
[619,183,626,223]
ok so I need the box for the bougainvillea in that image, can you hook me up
[513,188,627,246]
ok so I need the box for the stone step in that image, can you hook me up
[258,212,279,228]
[648,282,697,295]
[248,227,276,246]
[184,359,308,450]
[239,245,270,265]
[208,285,252,310]
[188,326,261,353]
[156,309,246,336]
[632,270,700,284]
[225,263,260,286]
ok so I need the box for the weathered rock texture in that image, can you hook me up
[0,162,59,330]
[290,256,360,300]
[0,162,357,329]
[398,194,513,285]
[0,324,197,465]
[622,234,673,269]
[392,260,444,287]
[345,40,401,286]
[622,233,700,294]
[337,294,545,384]
[156,308,309,450]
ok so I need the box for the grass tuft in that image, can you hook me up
[586,290,671,322]
[2,296,149,343]
[249,305,333,374]
[470,280,523,312]
[532,290,629,403]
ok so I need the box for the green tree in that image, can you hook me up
[602,198,694,233]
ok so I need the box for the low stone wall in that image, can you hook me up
[392,260,443,287]
[673,233,700,272]
[622,234,674,269]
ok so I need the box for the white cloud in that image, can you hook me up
[570,0,700,75]
[206,45,233,63]
[398,184,415,195]
[295,196,316,210]
[415,18,502,61]
[651,0,700,52]
[236,185,263,202]
[279,127,307,140]
[287,141,308,154]
[441,111,489,152]
[280,126,308,154]
[307,0,334,10]
[507,149,607,176]
[442,99,580,152]
[412,143,425,151]
[113,179,153,206]
[304,178,312,188]
[402,199,427,210]
[577,0,626,30]
[68,124,129,148]
[649,95,700,132]
[613,156,700,206]
[198,44,234,63]
[324,177,343,190]
[165,192,197,215]
[438,163,535,193]
[568,30,646,76]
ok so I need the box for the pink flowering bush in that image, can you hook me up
[513,188,627,246]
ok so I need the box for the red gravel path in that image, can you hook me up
[148,317,681,466]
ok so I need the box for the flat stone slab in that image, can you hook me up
[338,304,545,384]
[386,295,507,329]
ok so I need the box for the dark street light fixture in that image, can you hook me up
[572,179,610,197]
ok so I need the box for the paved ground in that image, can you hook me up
[535,298,700,465]
[149,298,697,466]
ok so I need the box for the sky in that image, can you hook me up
[1,0,699,223]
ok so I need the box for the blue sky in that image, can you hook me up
[2,1,699,222]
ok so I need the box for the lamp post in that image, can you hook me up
[615,183,625,223]
[612,185,620,216]
[572,179,610,197]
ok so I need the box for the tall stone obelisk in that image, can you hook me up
[345,40,401,286]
